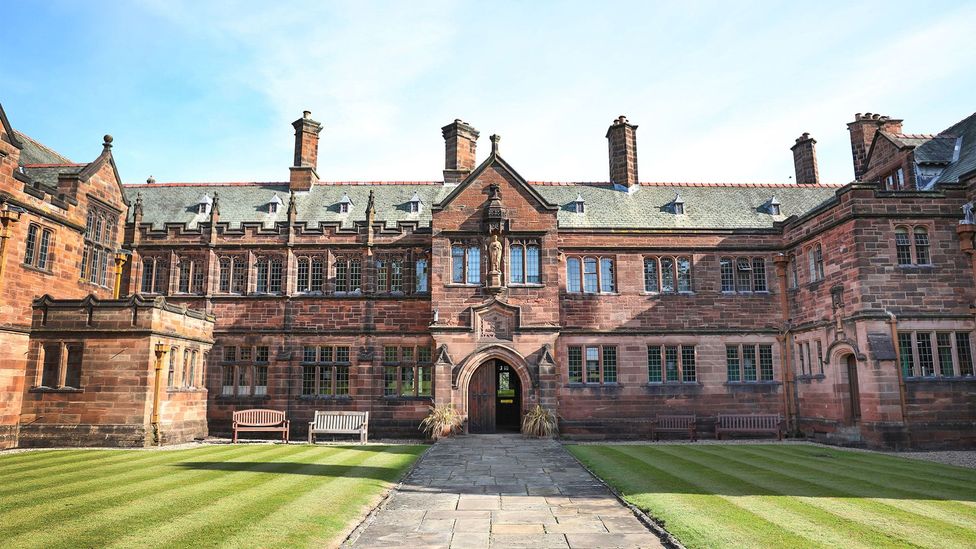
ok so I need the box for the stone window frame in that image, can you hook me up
[719,256,768,293]
[508,239,542,286]
[23,223,55,273]
[642,255,692,294]
[176,255,206,295]
[726,343,776,383]
[647,344,697,384]
[300,345,352,397]
[140,255,170,295]
[567,344,618,385]
[375,252,411,295]
[882,167,908,191]
[81,204,118,288]
[217,255,248,294]
[450,240,482,286]
[253,255,285,295]
[34,341,84,391]
[221,345,271,397]
[295,254,326,294]
[567,255,618,294]
[414,253,431,294]
[382,345,434,398]
[788,253,799,290]
[806,243,824,284]
[333,253,364,295]
[898,330,975,379]
[893,224,932,267]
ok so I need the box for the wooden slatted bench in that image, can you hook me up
[309,411,369,444]
[232,409,290,443]
[651,414,697,441]
[715,414,783,440]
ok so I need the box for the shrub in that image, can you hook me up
[522,404,558,438]
[419,404,464,440]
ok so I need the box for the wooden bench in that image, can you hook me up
[232,409,289,443]
[309,411,369,444]
[651,414,697,441]
[715,414,783,440]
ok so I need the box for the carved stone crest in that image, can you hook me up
[479,310,512,340]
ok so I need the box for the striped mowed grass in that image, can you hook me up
[568,444,976,549]
[0,443,426,549]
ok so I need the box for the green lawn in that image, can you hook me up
[0,443,426,549]
[568,444,976,549]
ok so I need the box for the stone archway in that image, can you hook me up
[454,345,534,432]
[826,340,863,426]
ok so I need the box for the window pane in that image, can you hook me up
[232,258,246,293]
[318,365,332,395]
[336,259,348,292]
[677,257,691,292]
[567,258,581,292]
[752,258,767,292]
[956,333,974,376]
[583,258,598,293]
[726,345,740,382]
[400,366,415,396]
[736,258,751,292]
[269,259,283,293]
[418,366,432,396]
[219,258,231,292]
[349,259,362,291]
[602,346,617,383]
[311,258,324,292]
[661,258,675,292]
[297,258,310,291]
[335,347,350,363]
[526,246,540,284]
[916,333,934,376]
[254,366,268,396]
[37,229,51,270]
[41,344,61,387]
[789,255,798,288]
[237,365,250,396]
[384,346,398,363]
[914,228,930,265]
[720,258,733,292]
[319,345,334,363]
[142,258,155,293]
[384,366,397,396]
[466,246,481,284]
[568,346,582,383]
[418,346,432,363]
[816,340,824,374]
[179,260,191,293]
[743,345,757,381]
[376,259,388,291]
[301,365,316,395]
[647,346,662,382]
[416,258,429,293]
[335,366,349,395]
[815,245,824,279]
[895,229,912,265]
[936,333,954,376]
[303,346,316,363]
[644,258,659,293]
[585,347,600,383]
[759,345,774,381]
[256,260,268,293]
[681,346,696,382]
[24,225,37,266]
[665,346,679,382]
[451,246,465,283]
[510,245,524,284]
[600,258,615,292]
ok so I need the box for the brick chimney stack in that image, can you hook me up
[790,133,820,185]
[442,119,479,185]
[606,115,639,189]
[847,113,902,181]
[290,110,323,192]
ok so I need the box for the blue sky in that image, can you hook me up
[2,1,975,184]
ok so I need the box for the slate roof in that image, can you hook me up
[935,112,976,183]
[15,130,74,165]
[123,180,841,231]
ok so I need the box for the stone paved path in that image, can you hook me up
[344,434,664,549]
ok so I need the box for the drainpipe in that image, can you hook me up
[886,311,911,447]
[152,342,168,446]
[772,254,797,434]
[0,204,25,295]
[113,251,130,299]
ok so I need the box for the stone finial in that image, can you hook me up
[490,134,501,155]
[146,175,155,184]
[103,134,113,149]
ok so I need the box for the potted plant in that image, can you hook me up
[521,404,558,438]
[419,404,464,440]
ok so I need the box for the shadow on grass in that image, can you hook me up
[175,461,409,480]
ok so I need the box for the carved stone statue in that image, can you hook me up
[962,202,975,225]
[488,234,502,274]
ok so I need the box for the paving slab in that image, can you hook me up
[343,434,663,548]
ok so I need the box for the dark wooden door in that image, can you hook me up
[468,362,496,433]
[847,355,861,423]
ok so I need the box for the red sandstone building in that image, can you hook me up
[1,102,974,449]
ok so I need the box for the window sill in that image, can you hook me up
[445,283,482,288]
[216,394,271,401]
[645,381,702,386]
[297,394,352,401]
[896,264,935,270]
[508,283,545,288]
[382,395,434,401]
[565,382,621,388]
[22,264,54,276]
[720,291,771,295]
[29,386,83,393]
[565,292,621,297]
[905,376,976,383]
[643,382,703,394]
[166,387,207,393]
[796,374,826,382]
[724,381,782,386]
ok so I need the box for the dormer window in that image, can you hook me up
[268,194,283,214]
[196,193,213,215]
[671,193,685,215]
[766,196,781,216]
[573,192,585,214]
[409,191,423,214]
[339,193,353,214]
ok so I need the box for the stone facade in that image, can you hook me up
[1,102,974,449]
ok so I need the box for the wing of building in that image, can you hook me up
[2,105,975,449]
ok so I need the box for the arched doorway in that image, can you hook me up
[845,355,862,424]
[467,360,522,433]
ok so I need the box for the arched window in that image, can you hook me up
[296,256,324,293]
[913,227,930,265]
[676,257,692,292]
[335,256,362,293]
[644,257,659,293]
[808,244,824,282]
[177,258,204,294]
[895,227,912,265]
[661,257,675,293]
[141,256,169,295]
[567,257,581,292]
[789,254,798,289]
[720,257,734,292]
[509,241,541,285]
[255,256,284,294]
[415,257,429,293]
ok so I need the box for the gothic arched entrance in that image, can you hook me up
[467,359,522,433]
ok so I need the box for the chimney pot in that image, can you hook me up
[846,111,903,180]
[303,110,311,119]
[290,111,324,191]
[791,132,819,185]
[606,115,639,188]
[442,119,480,184]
